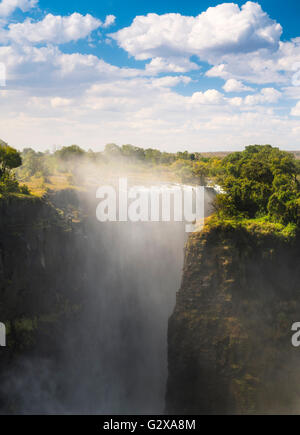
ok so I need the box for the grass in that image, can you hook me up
[204,214,297,240]
[24,173,76,197]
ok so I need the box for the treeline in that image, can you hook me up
[15,143,224,185]
[103,143,206,164]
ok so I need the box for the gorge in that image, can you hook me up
[0,186,214,414]
[1,180,300,414]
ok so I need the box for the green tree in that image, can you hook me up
[0,142,26,194]
[104,143,122,158]
[18,148,49,180]
[55,145,85,161]
[193,161,209,185]
[0,143,22,178]
[121,144,145,160]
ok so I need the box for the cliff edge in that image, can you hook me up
[166,218,300,414]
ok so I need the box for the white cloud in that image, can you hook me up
[191,89,224,105]
[151,75,191,88]
[110,2,282,63]
[0,0,37,17]
[6,13,103,44]
[103,15,116,28]
[291,101,300,116]
[2,85,300,152]
[0,44,145,94]
[109,2,298,87]
[283,86,300,100]
[223,79,253,93]
[244,87,281,105]
[206,39,300,85]
[50,97,72,108]
[229,97,243,107]
[1,75,300,152]
[145,57,199,74]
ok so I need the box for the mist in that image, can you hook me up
[0,164,215,414]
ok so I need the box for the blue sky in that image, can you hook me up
[0,0,300,151]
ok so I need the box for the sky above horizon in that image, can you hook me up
[0,0,300,152]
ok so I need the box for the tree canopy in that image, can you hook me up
[55,145,85,161]
[0,142,22,175]
[0,142,28,195]
[214,145,300,225]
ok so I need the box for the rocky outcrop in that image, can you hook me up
[166,221,300,414]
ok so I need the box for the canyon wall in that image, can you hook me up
[166,221,300,414]
[0,194,85,412]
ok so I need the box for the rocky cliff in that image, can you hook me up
[0,193,86,413]
[166,219,300,414]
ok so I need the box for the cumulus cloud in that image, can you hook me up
[110,2,282,63]
[108,2,299,86]
[145,57,199,74]
[206,39,300,85]
[6,13,103,44]
[0,0,37,17]
[244,87,281,105]
[191,89,224,105]
[223,79,254,93]
[0,44,145,94]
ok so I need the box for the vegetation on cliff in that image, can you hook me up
[214,145,300,230]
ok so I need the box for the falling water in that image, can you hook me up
[0,185,215,414]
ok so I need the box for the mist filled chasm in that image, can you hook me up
[0,187,215,414]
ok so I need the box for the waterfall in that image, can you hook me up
[0,186,214,414]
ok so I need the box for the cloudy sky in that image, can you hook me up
[0,0,300,151]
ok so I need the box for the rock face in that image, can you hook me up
[166,222,300,414]
[0,194,85,413]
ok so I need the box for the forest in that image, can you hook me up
[0,140,299,231]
